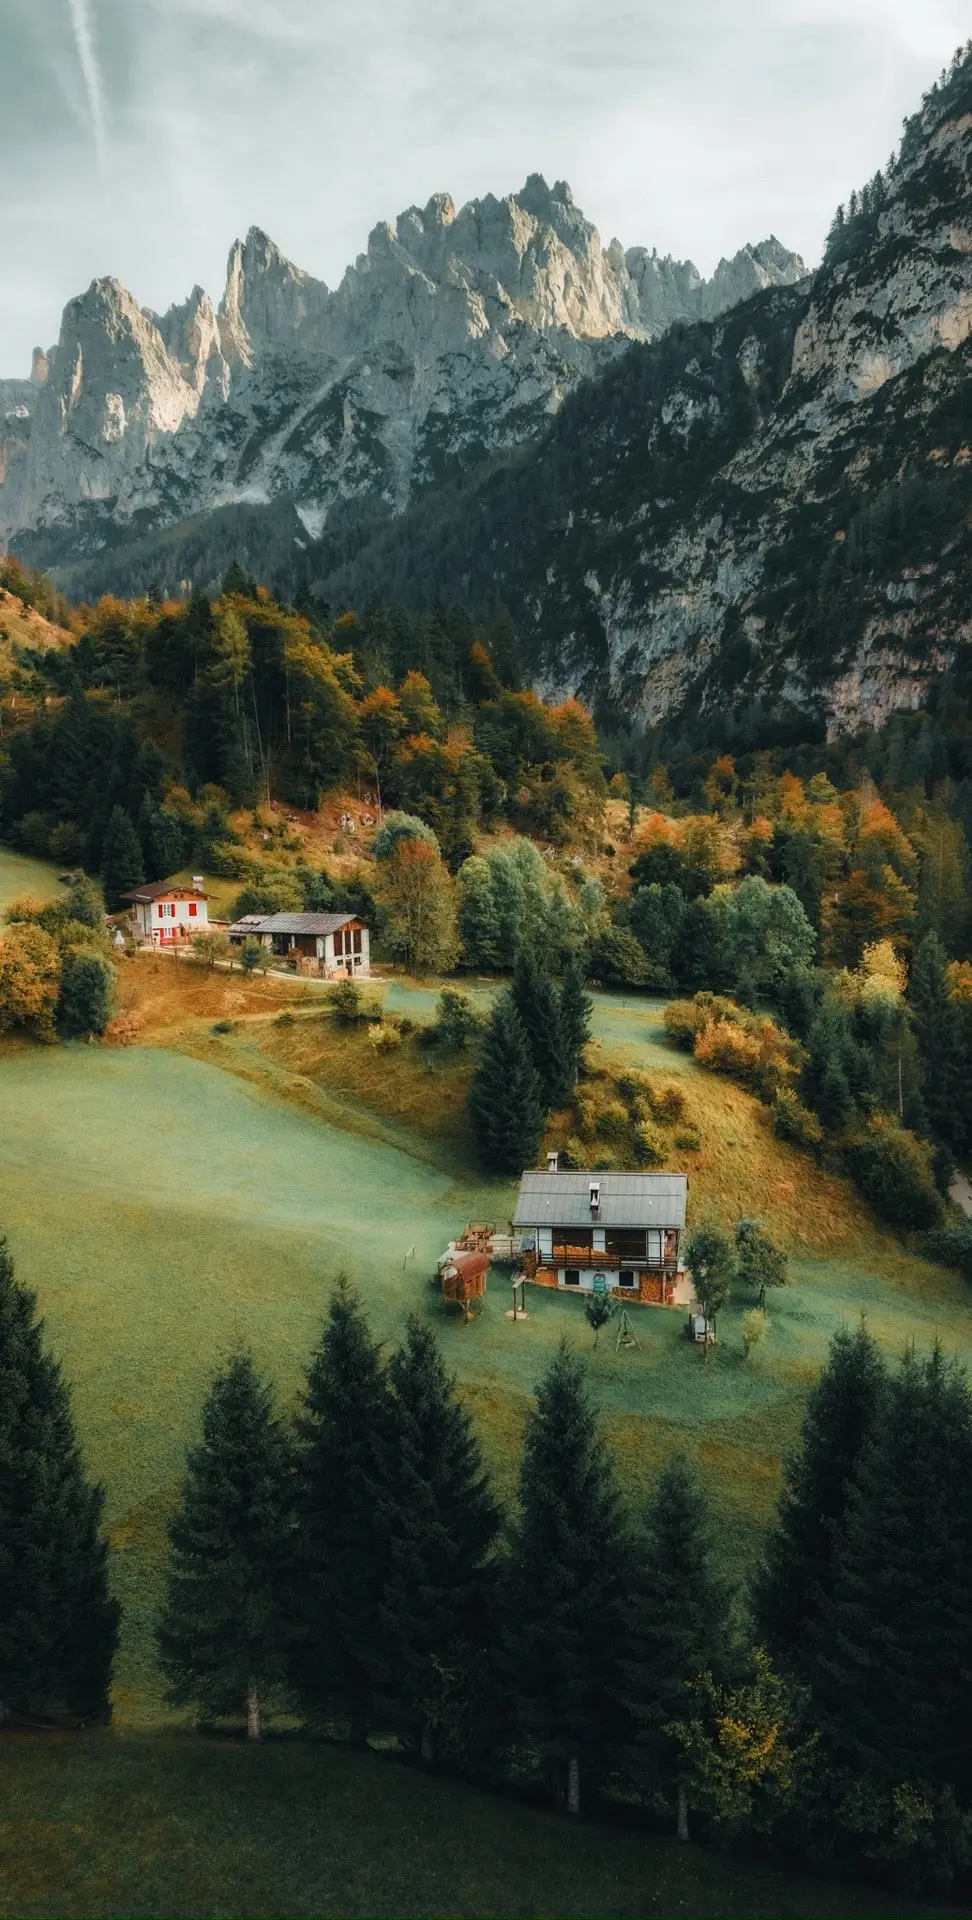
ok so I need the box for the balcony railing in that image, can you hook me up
[551,1245,677,1270]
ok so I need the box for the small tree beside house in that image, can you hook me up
[685,1225,735,1345]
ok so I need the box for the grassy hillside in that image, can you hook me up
[2,1734,961,1920]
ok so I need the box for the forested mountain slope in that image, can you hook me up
[311,47,972,737]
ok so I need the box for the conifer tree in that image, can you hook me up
[506,1342,630,1814]
[625,1458,732,1836]
[99,805,145,911]
[157,1351,294,1738]
[755,1324,885,1676]
[0,1236,118,1722]
[468,992,545,1173]
[910,931,964,1151]
[291,1279,393,1742]
[559,954,593,1091]
[59,950,116,1038]
[511,949,571,1107]
[381,1317,501,1765]
[813,1347,972,1797]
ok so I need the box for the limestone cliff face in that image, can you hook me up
[0,175,804,558]
[489,58,972,735]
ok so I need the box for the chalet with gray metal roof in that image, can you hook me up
[227,910,369,978]
[513,1167,688,1306]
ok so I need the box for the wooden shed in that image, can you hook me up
[439,1250,489,1321]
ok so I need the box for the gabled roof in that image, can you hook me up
[513,1171,688,1230]
[227,911,360,937]
[121,879,207,902]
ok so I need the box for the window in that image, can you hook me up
[648,1230,663,1265]
[334,930,344,957]
[607,1229,647,1261]
[553,1229,592,1260]
[188,902,197,917]
[564,1268,580,1287]
[352,927,362,953]
[619,1270,636,1288]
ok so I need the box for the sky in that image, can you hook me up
[1,0,969,375]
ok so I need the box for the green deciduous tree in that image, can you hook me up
[157,1351,294,1738]
[0,1236,119,1722]
[505,1342,630,1814]
[291,1280,392,1742]
[735,1218,788,1308]
[381,1317,501,1766]
[684,1224,735,1338]
[468,993,545,1174]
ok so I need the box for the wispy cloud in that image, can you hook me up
[67,0,108,174]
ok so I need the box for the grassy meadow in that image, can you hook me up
[2,855,972,1916]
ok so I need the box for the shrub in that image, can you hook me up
[211,1019,235,1035]
[586,921,649,986]
[239,937,263,974]
[673,1128,702,1151]
[329,979,363,1025]
[367,1022,401,1050]
[632,1121,664,1166]
[652,1083,686,1123]
[191,930,230,969]
[843,1119,942,1232]
[435,988,480,1051]
[924,1217,972,1282]
[205,841,250,879]
[664,999,711,1050]
[742,1307,770,1358]
[274,1011,295,1028]
[772,1089,824,1153]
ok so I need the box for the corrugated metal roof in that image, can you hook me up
[512,1171,687,1229]
[228,912,358,937]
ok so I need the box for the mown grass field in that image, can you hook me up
[0,846,64,915]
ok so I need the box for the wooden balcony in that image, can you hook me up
[551,1245,677,1271]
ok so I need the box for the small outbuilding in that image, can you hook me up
[513,1168,688,1305]
[227,911,370,977]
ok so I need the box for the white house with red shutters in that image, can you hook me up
[122,877,209,946]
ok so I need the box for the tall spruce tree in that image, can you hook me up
[625,1458,732,1837]
[910,931,965,1152]
[291,1279,393,1742]
[157,1351,294,1738]
[468,992,545,1174]
[0,1236,118,1722]
[506,1341,630,1814]
[510,949,571,1107]
[99,805,145,911]
[755,1323,885,1677]
[559,955,593,1091]
[381,1317,501,1765]
[812,1347,972,1797]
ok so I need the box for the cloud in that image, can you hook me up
[67,0,108,174]
[0,0,969,371]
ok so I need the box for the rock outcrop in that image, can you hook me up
[0,176,805,562]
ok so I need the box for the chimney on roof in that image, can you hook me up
[589,1180,600,1217]
[547,1151,560,1173]
[192,875,205,889]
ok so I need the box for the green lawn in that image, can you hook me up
[0,1735,961,1920]
[0,846,63,914]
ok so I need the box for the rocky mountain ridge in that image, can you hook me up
[304,49,972,738]
[0,177,804,566]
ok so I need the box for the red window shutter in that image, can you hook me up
[189,902,197,917]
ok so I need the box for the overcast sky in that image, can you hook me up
[1,0,968,374]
